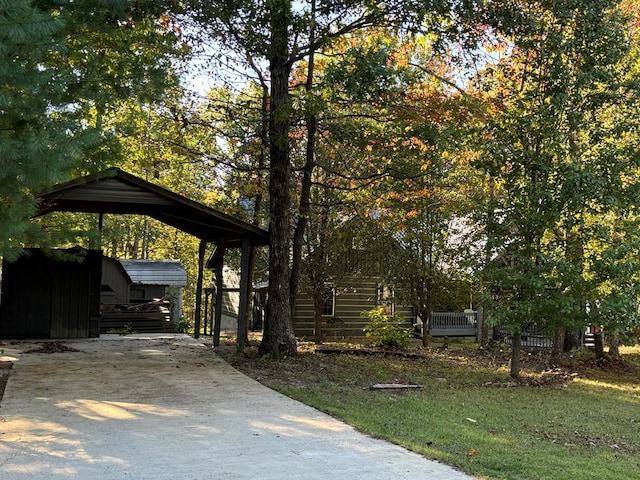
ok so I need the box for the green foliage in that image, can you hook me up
[187,0,486,359]
[173,320,192,334]
[471,0,640,365]
[108,323,136,335]
[0,0,93,257]
[323,38,417,102]
[361,307,411,350]
[0,0,184,257]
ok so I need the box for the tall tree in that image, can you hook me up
[187,0,492,357]
[1,0,185,257]
[258,0,299,356]
[472,0,640,376]
[0,1,89,258]
[297,28,481,346]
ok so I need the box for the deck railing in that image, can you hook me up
[428,311,478,337]
[426,313,597,348]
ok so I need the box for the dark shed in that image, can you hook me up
[0,247,101,339]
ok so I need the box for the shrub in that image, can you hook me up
[174,319,191,333]
[108,323,136,335]
[362,307,411,350]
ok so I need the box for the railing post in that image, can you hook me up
[194,239,207,339]
[476,307,483,343]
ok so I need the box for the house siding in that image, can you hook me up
[217,267,244,331]
[101,257,130,305]
[293,277,414,339]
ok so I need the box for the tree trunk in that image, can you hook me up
[563,329,580,351]
[510,327,522,378]
[259,0,297,359]
[480,176,495,347]
[480,309,490,345]
[593,330,605,359]
[550,326,565,365]
[246,86,268,337]
[608,332,621,359]
[421,308,431,348]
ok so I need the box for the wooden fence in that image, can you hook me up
[100,300,173,333]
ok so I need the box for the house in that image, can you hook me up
[290,215,417,340]
[293,276,415,339]
[204,265,243,333]
[201,259,267,334]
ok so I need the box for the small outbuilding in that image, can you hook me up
[102,258,187,306]
[0,247,101,339]
[100,257,188,333]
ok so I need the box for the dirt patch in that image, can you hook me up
[482,369,579,387]
[0,342,84,405]
[214,336,639,392]
[22,341,83,354]
[533,428,639,453]
[315,344,428,359]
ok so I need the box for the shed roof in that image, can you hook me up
[34,168,269,247]
[119,260,187,287]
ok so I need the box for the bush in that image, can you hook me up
[108,323,136,335]
[173,320,191,333]
[362,307,411,350]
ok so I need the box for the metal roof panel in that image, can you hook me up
[119,260,187,286]
[34,168,269,247]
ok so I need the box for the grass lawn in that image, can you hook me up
[216,338,640,480]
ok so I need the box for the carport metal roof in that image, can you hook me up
[34,167,269,247]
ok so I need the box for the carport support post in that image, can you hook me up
[194,239,207,339]
[237,237,251,352]
[213,244,225,347]
[203,291,210,336]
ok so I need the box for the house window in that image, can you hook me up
[322,286,336,317]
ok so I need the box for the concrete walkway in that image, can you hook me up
[0,335,472,480]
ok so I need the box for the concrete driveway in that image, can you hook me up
[0,334,472,480]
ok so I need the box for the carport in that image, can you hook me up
[1,167,268,349]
